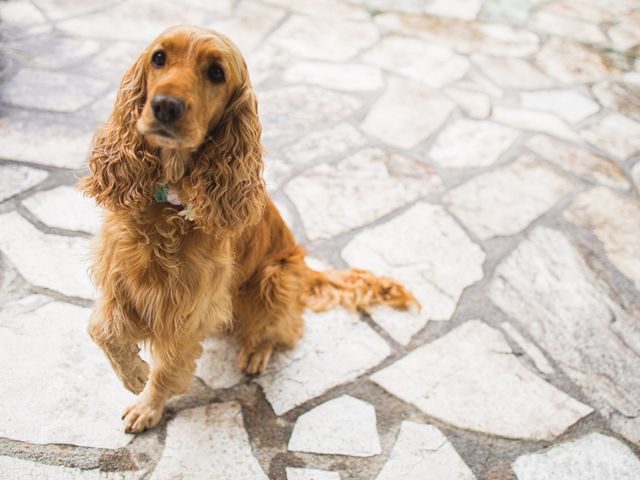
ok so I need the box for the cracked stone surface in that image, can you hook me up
[375,421,475,480]
[150,402,268,480]
[490,226,640,442]
[372,320,593,440]
[286,147,443,239]
[444,155,572,239]
[512,433,640,480]
[288,395,381,457]
[2,0,640,478]
[343,202,485,320]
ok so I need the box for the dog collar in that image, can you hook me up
[154,184,196,221]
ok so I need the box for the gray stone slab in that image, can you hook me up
[0,165,47,202]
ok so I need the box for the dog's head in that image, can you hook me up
[82,25,266,233]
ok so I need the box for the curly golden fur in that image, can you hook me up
[82,25,417,433]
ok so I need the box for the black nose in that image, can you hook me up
[151,94,185,124]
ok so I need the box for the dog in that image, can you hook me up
[81,25,417,433]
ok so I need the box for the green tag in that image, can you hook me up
[154,184,169,203]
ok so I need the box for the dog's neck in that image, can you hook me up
[159,148,192,185]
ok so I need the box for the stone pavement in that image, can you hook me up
[1,0,640,478]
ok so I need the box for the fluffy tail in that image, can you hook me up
[302,267,419,313]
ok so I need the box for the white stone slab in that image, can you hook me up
[284,61,383,91]
[501,322,554,375]
[289,395,381,457]
[592,74,640,123]
[282,122,367,165]
[0,212,96,299]
[0,165,47,202]
[490,226,640,442]
[367,305,427,346]
[608,21,640,52]
[363,36,470,88]
[423,0,482,20]
[529,11,607,44]
[342,202,485,320]
[254,309,390,415]
[286,468,341,480]
[270,14,379,61]
[372,320,593,440]
[565,187,640,291]
[375,422,475,480]
[444,155,572,239]
[492,106,580,141]
[267,0,368,19]
[0,296,135,448]
[513,433,640,480]
[429,119,519,168]
[196,336,245,390]
[525,135,629,189]
[444,87,491,118]
[285,147,443,240]
[361,77,455,149]
[580,112,640,159]
[471,55,555,90]
[0,456,138,480]
[150,402,268,480]
[520,89,600,123]
[22,186,103,234]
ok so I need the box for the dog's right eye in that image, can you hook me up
[152,51,166,67]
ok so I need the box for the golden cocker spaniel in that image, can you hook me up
[82,25,417,433]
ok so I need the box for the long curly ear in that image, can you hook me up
[80,53,159,210]
[186,81,267,235]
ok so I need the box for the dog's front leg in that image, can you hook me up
[122,336,203,433]
[88,303,150,395]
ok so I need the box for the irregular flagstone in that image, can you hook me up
[286,468,341,480]
[363,36,470,88]
[255,309,390,415]
[56,0,210,42]
[592,74,640,122]
[74,40,143,85]
[0,456,138,480]
[471,55,555,89]
[0,165,47,202]
[361,77,455,149]
[372,320,593,440]
[444,87,491,118]
[259,86,361,145]
[270,14,379,61]
[501,322,554,375]
[492,106,580,141]
[0,295,135,448]
[512,433,640,480]
[366,305,427,346]
[525,135,629,189]
[342,202,485,320]
[150,403,268,480]
[609,21,640,52]
[288,395,381,457]
[538,0,614,23]
[529,11,607,44]
[22,186,103,234]
[285,147,442,240]
[263,156,294,191]
[0,0,47,27]
[535,38,620,83]
[479,0,540,25]
[375,13,540,57]
[29,0,120,21]
[282,122,367,165]
[429,119,519,168]
[0,111,94,169]
[247,45,290,87]
[283,61,384,92]
[423,0,482,21]
[520,89,600,123]
[490,226,640,442]
[565,187,640,290]
[0,68,108,112]
[375,421,475,480]
[0,212,96,299]
[633,162,640,191]
[444,155,572,240]
[580,112,640,159]
[212,0,285,53]
[195,336,245,390]
[266,0,368,19]
[6,35,101,70]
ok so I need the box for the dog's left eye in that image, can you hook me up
[207,64,225,83]
[152,51,166,67]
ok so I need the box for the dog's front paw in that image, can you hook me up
[122,399,164,433]
[238,344,273,375]
[121,358,150,395]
